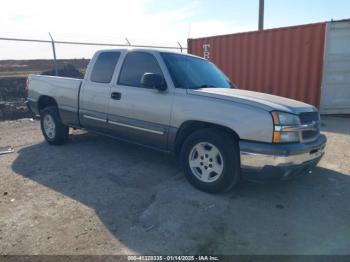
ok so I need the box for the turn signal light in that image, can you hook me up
[273,131,281,143]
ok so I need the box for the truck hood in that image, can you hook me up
[187,88,317,114]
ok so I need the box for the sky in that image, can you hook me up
[0,0,349,59]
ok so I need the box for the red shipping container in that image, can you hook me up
[188,23,326,108]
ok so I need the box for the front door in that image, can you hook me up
[107,51,173,150]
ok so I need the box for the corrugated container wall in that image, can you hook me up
[188,23,326,108]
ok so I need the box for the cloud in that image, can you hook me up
[0,0,250,59]
[188,20,253,39]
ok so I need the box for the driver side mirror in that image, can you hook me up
[141,73,167,91]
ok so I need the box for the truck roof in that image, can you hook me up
[94,48,203,60]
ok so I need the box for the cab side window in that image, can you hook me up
[118,52,163,88]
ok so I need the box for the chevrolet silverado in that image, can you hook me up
[26,48,326,193]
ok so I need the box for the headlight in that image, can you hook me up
[271,111,301,143]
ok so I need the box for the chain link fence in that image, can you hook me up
[0,36,187,120]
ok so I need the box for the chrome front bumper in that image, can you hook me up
[239,134,327,181]
[240,145,325,170]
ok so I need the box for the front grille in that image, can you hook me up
[299,112,320,142]
[302,130,319,140]
[299,112,319,124]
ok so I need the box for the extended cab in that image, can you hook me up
[26,48,326,193]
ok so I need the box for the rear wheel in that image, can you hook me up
[180,128,240,193]
[40,106,69,145]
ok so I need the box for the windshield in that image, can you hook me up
[161,52,232,89]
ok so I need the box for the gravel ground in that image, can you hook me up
[0,116,349,255]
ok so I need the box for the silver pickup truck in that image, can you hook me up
[26,48,326,193]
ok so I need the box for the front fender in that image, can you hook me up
[171,92,274,143]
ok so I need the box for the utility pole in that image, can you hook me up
[259,0,264,31]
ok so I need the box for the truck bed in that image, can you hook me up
[28,75,82,125]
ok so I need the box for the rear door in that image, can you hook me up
[79,51,121,130]
[107,51,173,150]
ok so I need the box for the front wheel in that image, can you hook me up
[180,128,240,193]
[40,106,69,145]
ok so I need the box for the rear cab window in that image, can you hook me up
[90,52,121,83]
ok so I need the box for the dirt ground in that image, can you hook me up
[0,117,349,255]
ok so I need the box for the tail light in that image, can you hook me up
[24,78,29,98]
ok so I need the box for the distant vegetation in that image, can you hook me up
[42,64,84,78]
[0,58,89,77]
[0,77,30,120]
[0,59,89,120]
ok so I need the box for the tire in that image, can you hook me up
[180,128,240,193]
[40,106,69,145]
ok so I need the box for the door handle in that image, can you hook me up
[111,92,122,100]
